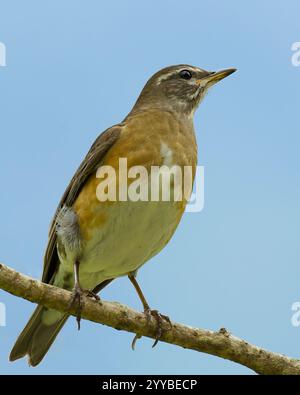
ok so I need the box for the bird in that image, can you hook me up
[10,64,236,366]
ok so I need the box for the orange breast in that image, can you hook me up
[73,110,197,242]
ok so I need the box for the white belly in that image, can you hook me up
[54,141,189,292]
[54,199,182,291]
[78,200,180,289]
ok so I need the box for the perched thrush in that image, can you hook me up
[10,64,236,366]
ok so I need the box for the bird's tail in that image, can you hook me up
[9,305,68,366]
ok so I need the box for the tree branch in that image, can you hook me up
[0,262,299,375]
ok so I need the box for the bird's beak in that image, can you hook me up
[196,68,237,86]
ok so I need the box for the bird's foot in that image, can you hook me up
[83,289,101,301]
[68,285,101,330]
[131,308,171,350]
[145,309,172,348]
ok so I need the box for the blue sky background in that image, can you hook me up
[0,0,300,374]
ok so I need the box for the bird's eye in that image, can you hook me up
[179,70,192,80]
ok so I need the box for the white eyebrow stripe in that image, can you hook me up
[194,67,206,73]
[156,70,178,85]
[156,67,206,85]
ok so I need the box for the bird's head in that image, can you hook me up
[133,64,236,116]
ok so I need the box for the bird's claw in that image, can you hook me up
[145,309,171,347]
[68,286,101,330]
[83,289,101,301]
[131,308,171,350]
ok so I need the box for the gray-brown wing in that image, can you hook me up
[42,124,123,283]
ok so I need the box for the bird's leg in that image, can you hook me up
[69,260,100,330]
[128,274,151,312]
[128,274,171,348]
[68,260,84,330]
